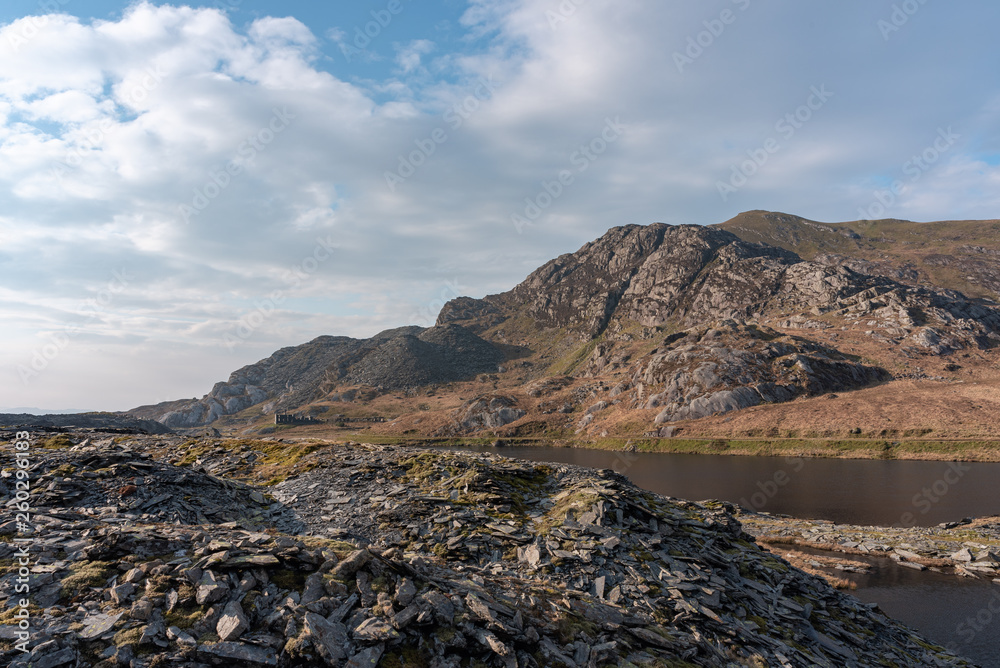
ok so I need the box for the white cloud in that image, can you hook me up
[395,38,435,73]
[2,0,999,409]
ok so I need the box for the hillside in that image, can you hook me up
[130,214,1000,449]
[131,325,504,429]
[0,431,975,667]
[716,210,1000,300]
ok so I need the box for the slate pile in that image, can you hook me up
[0,437,302,532]
[0,434,977,667]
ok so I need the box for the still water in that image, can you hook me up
[447,446,1000,666]
[453,446,1000,527]
[842,551,1000,667]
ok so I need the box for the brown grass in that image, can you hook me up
[758,536,877,557]
[758,545,862,589]
[671,374,1000,443]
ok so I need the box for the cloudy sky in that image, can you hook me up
[2,0,999,411]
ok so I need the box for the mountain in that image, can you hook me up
[131,325,505,429]
[130,214,1000,440]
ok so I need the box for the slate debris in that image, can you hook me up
[0,436,303,532]
[741,511,1000,581]
[0,433,978,667]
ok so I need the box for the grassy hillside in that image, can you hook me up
[716,210,1000,299]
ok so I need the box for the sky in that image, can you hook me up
[1,1,1000,411]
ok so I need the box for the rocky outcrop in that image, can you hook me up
[629,321,890,424]
[718,209,1000,300]
[450,394,526,433]
[476,223,1000,348]
[478,223,804,335]
[740,512,1000,580]
[437,221,1000,433]
[134,325,504,429]
[342,324,504,389]
[436,296,506,333]
[134,216,1000,434]
[135,335,362,428]
[0,432,976,667]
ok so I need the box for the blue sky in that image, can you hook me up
[2,0,1000,411]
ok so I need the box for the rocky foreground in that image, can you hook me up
[0,433,978,667]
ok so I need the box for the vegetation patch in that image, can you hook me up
[112,626,147,648]
[270,568,307,593]
[61,561,115,600]
[164,605,203,630]
[380,644,432,668]
[41,434,75,449]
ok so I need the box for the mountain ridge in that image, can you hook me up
[130,212,1000,442]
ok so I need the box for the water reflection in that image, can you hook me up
[840,551,999,667]
[449,446,1000,527]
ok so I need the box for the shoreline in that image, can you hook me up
[344,432,1000,463]
[738,511,1000,585]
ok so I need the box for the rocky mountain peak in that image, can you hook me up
[483,223,801,338]
[131,215,1000,438]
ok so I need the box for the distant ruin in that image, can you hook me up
[274,413,386,425]
[331,415,386,424]
[274,413,323,425]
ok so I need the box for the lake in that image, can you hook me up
[445,445,1000,666]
